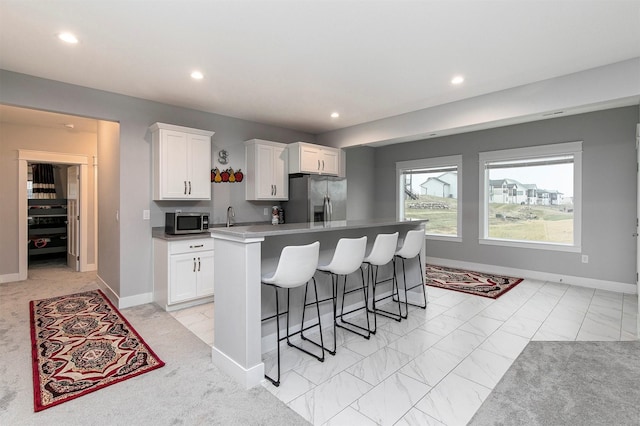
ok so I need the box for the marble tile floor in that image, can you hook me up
[172,280,638,426]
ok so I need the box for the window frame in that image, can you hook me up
[478,141,582,252]
[396,155,462,242]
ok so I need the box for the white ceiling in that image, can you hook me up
[1,0,639,135]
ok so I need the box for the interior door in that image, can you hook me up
[67,165,80,271]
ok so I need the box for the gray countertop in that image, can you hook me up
[151,227,212,240]
[209,218,426,239]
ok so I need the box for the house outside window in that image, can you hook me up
[479,141,582,252]
[397,155,462,241]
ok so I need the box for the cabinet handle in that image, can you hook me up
[198,257,201,272]
[274,185,277,196]
[193,258,196,272]
[322,160,325,170]
[188,181,192,195]
[317,159,320,170]
[184,181,187,194]
[190,244,204,248]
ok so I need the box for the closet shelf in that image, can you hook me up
[28,198,68,261]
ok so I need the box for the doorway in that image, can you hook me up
[18,150,94,280]
[26,162,79,270]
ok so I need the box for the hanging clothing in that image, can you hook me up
[32,164,56,199]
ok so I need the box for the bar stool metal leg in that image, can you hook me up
[367,262,402,334]
[336,266,371,339]
[395,252,427,319]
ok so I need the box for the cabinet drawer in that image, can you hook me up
[169,238,214,254]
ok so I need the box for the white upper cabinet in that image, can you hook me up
[151,122,214,200]
[245,139,289,201]
[288,142,342,176]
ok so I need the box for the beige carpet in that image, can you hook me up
[1,264,309,425]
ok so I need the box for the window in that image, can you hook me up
[479,142,582,252]
[397,155,462,240]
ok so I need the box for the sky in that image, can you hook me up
[409,163,574,197]
[488,164,574,197]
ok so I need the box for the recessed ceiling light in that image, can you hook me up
[58,32,78,44]
[451,75,464,85]
[330,112,340,118]
[191,71,204,80]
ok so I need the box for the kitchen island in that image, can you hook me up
[210,219,426,388]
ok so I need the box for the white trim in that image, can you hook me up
[118,292,153,309]
[396,154,462,238]
[478,141,582,250]
[18,150,94,280]
[427,235,462,243]
[0,273,21,283]
[211,346,265,389]
[479,238,581,253]
[97,274,152,308]
[149,122,214,137]
[478,141,583,162]
[427,256,637,294]
[96,274,117,303]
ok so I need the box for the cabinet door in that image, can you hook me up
[300,144,321,173]
[272,145,288,199]
[196,250,214,296]
[162,130,191,199]
[169,253,198,303]
[255,144,276,199]
[188,134,212,199]
[319,149,340,175]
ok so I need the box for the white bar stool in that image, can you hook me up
[315,236,369,355]
[363,232,400,333]
[394,229,427,318]
[261,241,323,387]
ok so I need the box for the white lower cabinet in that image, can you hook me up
[153,237,214,311]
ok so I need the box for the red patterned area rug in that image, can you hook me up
[426,265,523,299]
[29,289,165,412]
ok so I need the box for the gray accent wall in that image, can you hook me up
[345,145,376,220]
[0,70,315,302]
[373,106,639,285]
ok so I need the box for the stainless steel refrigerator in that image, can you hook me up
[284,175,347,224]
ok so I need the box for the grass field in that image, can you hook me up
[404,195,457,235]
[404,195,573,242]
[488,202,573,243]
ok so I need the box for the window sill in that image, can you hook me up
[426,234,462,243]
[479,238,580,253]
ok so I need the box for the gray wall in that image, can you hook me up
[0,70,315,301]
[373,106,639,285]
[345,145,376,220]
[97,120,120,294]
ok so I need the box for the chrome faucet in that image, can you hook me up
[226,206,235,227]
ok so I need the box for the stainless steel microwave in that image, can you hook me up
[165,212,209,235]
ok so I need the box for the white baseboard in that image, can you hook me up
[2,264,96,283]
[0,272,21,283]
[212,346,264,389]
[427,257,638,294]
[96,274,153,309]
